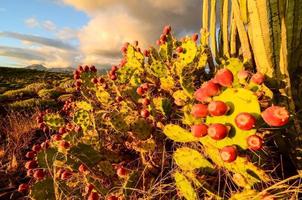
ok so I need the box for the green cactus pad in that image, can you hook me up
[159,34,173,61]
[177,39,198,68]
[152,97,172,117]
[37,147,58,169]
[160,76,175,91]
[123,171,140,199]
[75,101,93,111]
[125,45,144,69]
[44,113,65,129]
[29,178,55,200]
[204,144,270,186]
[163,124,198,143]
[203,88,260,149]
[148,58,169,78]
[96,89,111,105]
[73,109,93,131]
[174,171,197,200]
[173,90,190,106]
[173,147,214,171]
[130,118,152,140]
[179,65,197,97]
[109,111,130,132]
[68,143,103,167]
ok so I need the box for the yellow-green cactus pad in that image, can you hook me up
[182,105,203,126]
[163,124,198,143]
[204,144,270,186]
[29,178,55,200]
[75,101,93,111]
[229,189,260,200]
[160,76,175,91]
[44,113,65,128]
[173,147,214,171]
[174,171,198,200]
[204,88,260,149]
[223,58,244,87]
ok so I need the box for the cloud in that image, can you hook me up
[61,0,202,66]
[42,20,57,31]
[0,46,46,61]
[0,31,76,51]
[56,27,78,40]
[25,17,39,28]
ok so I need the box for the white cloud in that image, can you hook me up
[25,17,39,28]
[42,20,57,31]
[56,27,78,40]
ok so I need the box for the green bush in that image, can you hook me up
[25,82,50,93]
[2,88,36,100]
[38,88,64,99]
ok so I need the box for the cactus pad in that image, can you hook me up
[174,171,197,200]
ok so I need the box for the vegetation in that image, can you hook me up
[1,0,302,199]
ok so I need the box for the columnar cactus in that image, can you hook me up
[20,26,296,200]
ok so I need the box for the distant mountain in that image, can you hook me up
[25,64,47,71]
[25,64,74,73]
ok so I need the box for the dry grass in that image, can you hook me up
[0,109,38,171]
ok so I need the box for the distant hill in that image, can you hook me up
[25,64,74,73]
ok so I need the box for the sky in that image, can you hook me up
[0,0,201,69]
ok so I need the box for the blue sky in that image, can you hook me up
[0,0,201,68]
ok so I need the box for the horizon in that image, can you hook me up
[0,0,201,69]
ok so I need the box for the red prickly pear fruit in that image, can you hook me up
[261,106,289,127]
[33,169,45,180]
[85,184,94,194]
[74,74,80,80]
[202,81,220,96]
[121,46,127,54]
[208,124,229,140]
[192,33,198,41]
[60,141,70,149]
[160,34,167,42]
[143,50,150,57]
[74,69,80,76]
[120,58,127,67]
[26,151,36,159]
[117,166,128,178]
[84,65,90,72]
[247,135,263,151]
[18,183,29,193]
[111,65,118,72]
[91,78,98,84]
[32,144,41,152]
[36,116,43,124]
[78,164,88,173]
[61,170,73,180]
[191,104,208,118]
[136,87,144,96]
[78,65,84,72]
[90,65,97,72]
[88,192,100,200]
[25,160,37,169]
[191,124,208,138]
[194,88,211,102]
[237,70,249,80]
[75,80,81,88]
[115,96,123,102]
[142,98,150,106]
[156,40,161,46]
[59,127,66,135]
[208,101,229,116]
[41,140,50,149]
[214,68,234,87]
[52,134,62,141]
[251,72,265,85]
[27,169,34,176]
[107,195,119,200]
[141,83,149,90]
[110,74,117,80]
[141,109,150,118]
[38,123,45,129]
[235,113,256,130]
[163,25,171,35]
[220,146,237,162]
[74,125,82,133]
[176,46,184,53]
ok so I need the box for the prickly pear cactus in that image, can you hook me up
[21,26,293,200]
